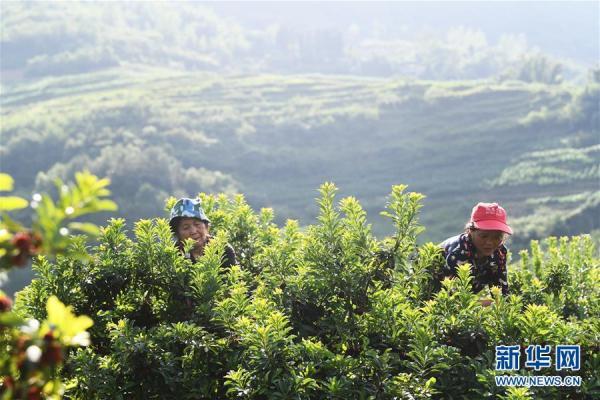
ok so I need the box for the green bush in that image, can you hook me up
[15,183,600,399]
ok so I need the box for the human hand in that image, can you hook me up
[479,298,493,307]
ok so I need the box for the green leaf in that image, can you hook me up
[0,196,28,211]
[0,311,25,327]
[0,173,14,191]
[68,222,101,236]
[95,199,118,212]
[45,295,93,341]
[0,213,25,232]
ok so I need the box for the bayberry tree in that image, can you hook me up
[0,171,117,399]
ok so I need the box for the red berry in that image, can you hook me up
[16,336,28,351]
[2,376,14,389]
[27,386,42,400]
[11,232,31,251]
[29,233,42,255]
[0,295,12,312]
[41,342,63,366]
[10,252,29,267]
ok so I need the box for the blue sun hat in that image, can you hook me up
[169,198,210,228]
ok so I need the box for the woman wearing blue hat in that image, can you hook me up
[169,198,236,267]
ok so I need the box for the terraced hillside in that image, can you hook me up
[2,67,598,251]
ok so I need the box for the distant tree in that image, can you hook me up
[590,68,600,84]
[517,55,563,84]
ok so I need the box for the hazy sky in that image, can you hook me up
[208,1,599,65]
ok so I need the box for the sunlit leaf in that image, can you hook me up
[45,295,93,343]
[0,196,28,211]
[68,222,101,236]
[0,173,14,192]
[95,199,118,211]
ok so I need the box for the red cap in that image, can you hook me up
[470,202,513,235]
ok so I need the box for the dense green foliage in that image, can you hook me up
[15,185,599,399]
[2,1,598,297]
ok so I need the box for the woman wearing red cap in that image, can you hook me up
[437,202,513,299]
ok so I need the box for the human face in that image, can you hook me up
[470,229,505,257]
[176,217,209,248]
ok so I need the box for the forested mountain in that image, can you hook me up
[1,1,598,254]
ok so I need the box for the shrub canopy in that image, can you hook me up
[15,184,600,399]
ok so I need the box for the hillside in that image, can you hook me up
[2,67,598,252]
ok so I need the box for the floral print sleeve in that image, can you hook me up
[495,246,509,295]
[439,233,509,296]
[440,234,472,276]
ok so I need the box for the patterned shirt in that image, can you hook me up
[439,233,509,295]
